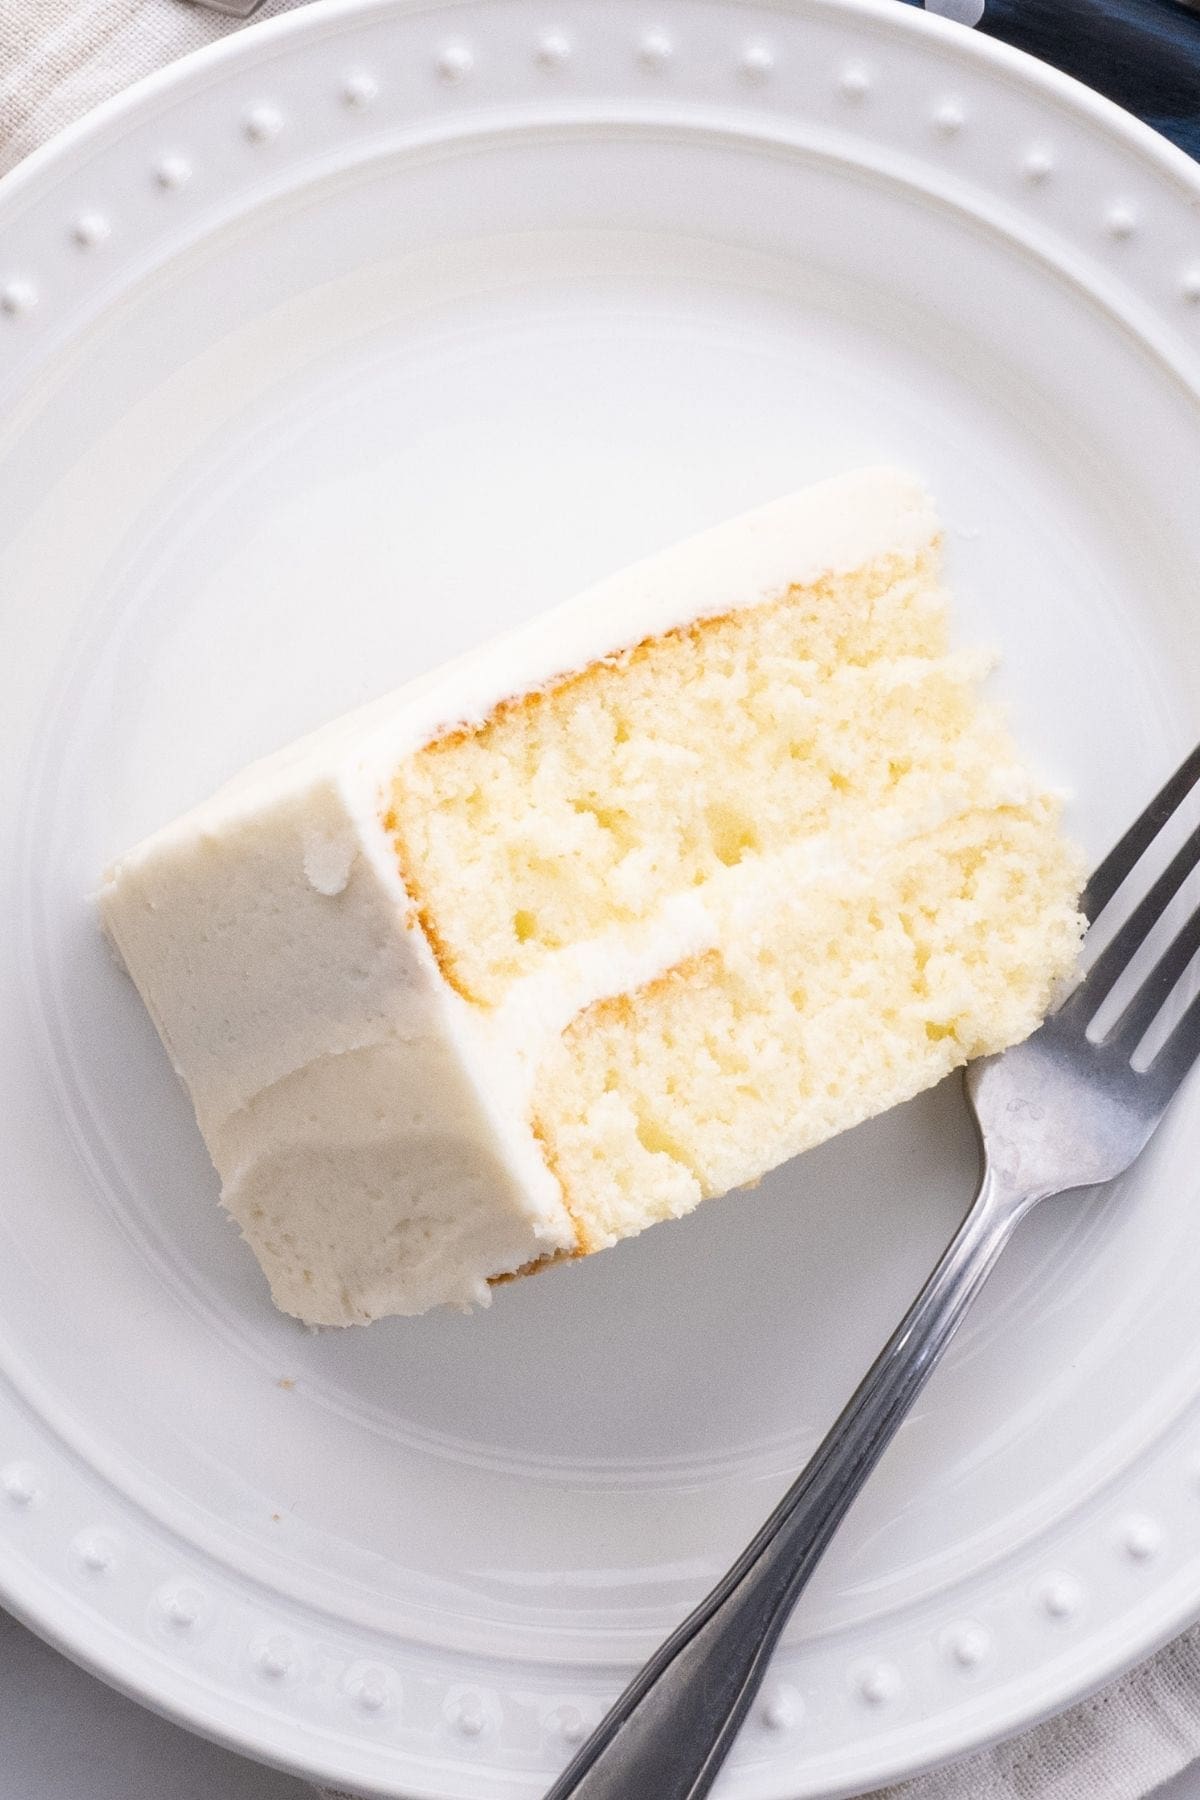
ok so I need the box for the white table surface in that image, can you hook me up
[1,1604,1198,1800]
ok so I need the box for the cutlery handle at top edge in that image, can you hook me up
[544,1164,1022,1800]
[968,0,1200,156]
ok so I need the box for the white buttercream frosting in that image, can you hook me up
[100,466,940,1325]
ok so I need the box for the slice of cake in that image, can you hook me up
[100,468,1084,1326]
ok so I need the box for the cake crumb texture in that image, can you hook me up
[388,550,953,1006]
[531,802,1083,1252]
[391,504,1083,1261]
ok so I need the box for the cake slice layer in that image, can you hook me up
[531,801,1083,1252]
[388,547,971,1007]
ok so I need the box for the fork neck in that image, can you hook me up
[973,1155,1038,1230]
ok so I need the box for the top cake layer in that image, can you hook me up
[386,551,954,1006]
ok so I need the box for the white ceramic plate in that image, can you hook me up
[3,1,1200,1794]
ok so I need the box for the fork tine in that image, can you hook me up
[1107,901,1200,1051]
[1149,979,1200,1092]
[1071,819,1200,1016]
[1083,743,1200,922]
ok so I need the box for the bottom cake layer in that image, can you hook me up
[531,800,1084,1253]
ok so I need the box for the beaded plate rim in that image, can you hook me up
[2,1,1200,1794]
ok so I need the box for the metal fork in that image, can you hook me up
[547,743,1200,1800]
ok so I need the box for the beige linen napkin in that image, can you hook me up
[0,0,309,172]
[2,3,1197,1796]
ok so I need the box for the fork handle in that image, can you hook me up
[545,1164,1022,1800]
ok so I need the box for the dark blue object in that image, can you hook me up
[918,0,1200,157]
